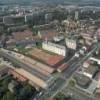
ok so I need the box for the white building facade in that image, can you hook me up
[65,38,77,50]
[42,41,66,56]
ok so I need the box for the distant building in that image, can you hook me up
[7,25,28,33]
[25,13,33,23]
[79,46,87,55]
[12,30,33,41]
[7,30,36,47]
[42,41,66,56]
[65,38,77,50]
[3,15,25,26]
[75,11,79,20]
[83,60,92,68]
[40,29,59,40]
[45,13,52,23]
[53,35,64,42]
[90,57,100,65]
[81,32,93,41]
[82,65,98,78]
[12,30,35,46]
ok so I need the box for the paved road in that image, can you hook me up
[62,86,93,100]
[38,43,100,100]
[0,43,100,100]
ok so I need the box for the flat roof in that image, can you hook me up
[40,29,59,40]
[12,30,33,41]
[11,67,47,88]
[28,48,64,66]
[84,65,98,75]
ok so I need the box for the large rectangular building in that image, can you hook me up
[28,48,64,66]
[12,30,33,41]
[42,41,66,56]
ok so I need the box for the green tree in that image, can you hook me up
[32,27,38,36]
[6,92,17,100]
[2,94,7,100]
[56,93,74,100]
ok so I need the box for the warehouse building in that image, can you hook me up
[28,48,64,66]
[9,67,47,89]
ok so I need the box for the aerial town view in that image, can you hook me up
[0,0,100,100]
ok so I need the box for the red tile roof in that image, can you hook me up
[29,48,64,66]
[12,30,33,41]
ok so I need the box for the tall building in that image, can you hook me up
[45,13,52,23]
[65,38,77,50]
[75,11,79,20]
